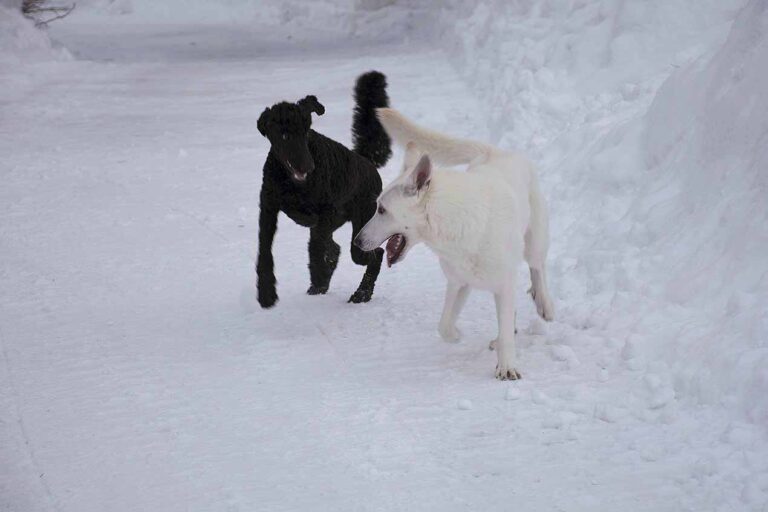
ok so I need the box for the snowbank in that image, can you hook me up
[437,0,767,425]
[0,4,65,64]
[639,0,768,424]
[0,3,70,97]
[68,0,420,41]
[436,0,744,150]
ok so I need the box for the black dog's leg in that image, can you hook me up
[256,188,279,309]
[348,203,384,304]
[307,226,340,295]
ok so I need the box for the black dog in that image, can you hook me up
[256,71,392,308]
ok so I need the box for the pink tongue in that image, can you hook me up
[386,235,403,265]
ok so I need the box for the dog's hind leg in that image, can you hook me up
[528,266,553,321]
[438,281,469,343]
[307,227,340,295]
[348,204,383,304]
[524,175,555,321]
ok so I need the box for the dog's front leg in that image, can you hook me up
[348,204,384,304]
[256,190,279,309]
[307,224,340,295]
[438,281,469,343]
[494,275,521,380]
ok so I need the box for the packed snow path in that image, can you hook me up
[1,22,763,512]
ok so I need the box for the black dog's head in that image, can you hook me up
[257,95,325,184]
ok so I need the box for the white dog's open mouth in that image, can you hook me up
[386,234,407,267]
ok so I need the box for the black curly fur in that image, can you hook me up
[352,71,392,168]
[256,71,391,308]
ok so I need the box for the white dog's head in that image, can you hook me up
[354,144,432,267]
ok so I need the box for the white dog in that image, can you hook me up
[354,108,554,380]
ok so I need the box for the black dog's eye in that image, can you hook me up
[377,205,386,215]
[281,133,289,141]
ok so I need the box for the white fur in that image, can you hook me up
[356,108,554,380]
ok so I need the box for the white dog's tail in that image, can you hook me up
[376,108,493,166]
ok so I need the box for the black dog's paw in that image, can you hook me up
[257,285,278,309]
[348,288,373,304]
[307,285,328,296]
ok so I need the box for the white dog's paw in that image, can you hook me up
[438,323,461,343]
[488,338,498,351]
[495,355,522,380]
[495,364,522,381]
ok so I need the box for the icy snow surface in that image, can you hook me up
[0,3,71,98]
[1,1,767,511]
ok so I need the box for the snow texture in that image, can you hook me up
[0,2,71,100]
[1,1,767,511]
[0,4,66,63]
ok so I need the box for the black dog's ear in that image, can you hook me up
[257,107,271,136]
[297,95,325,116]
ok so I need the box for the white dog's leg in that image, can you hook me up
[524,175,555,322]
[529,267,554,321]
[488,311,515,350]
[438,281,468,343]
[494,275,521,380]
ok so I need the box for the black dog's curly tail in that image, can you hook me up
[352,71,392,169]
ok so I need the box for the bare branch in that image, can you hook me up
[35,3,76,27]
[21,0,76,27]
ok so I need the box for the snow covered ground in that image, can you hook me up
[1,1,767,511]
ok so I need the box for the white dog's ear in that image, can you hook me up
[414,155,431,190]
[410,154,431,193]
[401,142,422,175]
